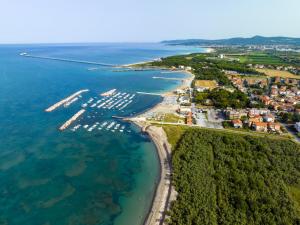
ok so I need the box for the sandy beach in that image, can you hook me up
[123,62,194,225]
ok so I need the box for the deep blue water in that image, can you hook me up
[0,43,204,225]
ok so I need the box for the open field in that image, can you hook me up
[194,80,217,89]
[228,52,287,65]
[257,68,300,79]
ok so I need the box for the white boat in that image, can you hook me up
[83,125,89,129]
[82,103,88,108]
[106,122,116,130]
[87,98,94,103]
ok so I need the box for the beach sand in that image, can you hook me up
[124,64,194,225]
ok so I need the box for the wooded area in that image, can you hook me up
[167,127,300,225]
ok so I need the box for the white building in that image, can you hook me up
[295,122,300,133]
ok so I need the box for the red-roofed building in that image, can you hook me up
[252,122,268,132]
[232,119,243,128]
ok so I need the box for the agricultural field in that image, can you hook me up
[229,52,287,65]
[194,80,217,89]
[257,68,300,79]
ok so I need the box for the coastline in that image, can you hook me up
[134,123,174,225]
[123,60,195,225]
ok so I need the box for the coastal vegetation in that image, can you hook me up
[150,54,260,86]
[194,89,249,109]
[163,126,300,225]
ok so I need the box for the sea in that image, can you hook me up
[0,43,204,225]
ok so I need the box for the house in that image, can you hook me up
[178,96,190,105]
[274,76,281,83]
[295,122,300,133]
[178,106,191,115]
[249,115,263,126]
[175,89,186,95]
[263,114,275,123]
[186,66,192,71]
[268,123,281,132]
[260,96,271,105]
[252,122,268,132]
[226,109,247,120]
[232,119,243,128]
[270,88,278,97]
[178,65,185,70]
[186,112,193,125]
[249,108,270,117]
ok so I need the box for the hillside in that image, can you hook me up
[162,36,300,46]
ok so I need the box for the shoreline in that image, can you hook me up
[133,122,174,225]
[122,60,195,225]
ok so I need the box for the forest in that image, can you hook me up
[166,127,300,225]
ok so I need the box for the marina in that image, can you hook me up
[45,89,89,112]
[47,88,140,132]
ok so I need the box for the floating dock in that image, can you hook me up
[45,89,89,112]
[59,109,86,131]
[100,89,117,97]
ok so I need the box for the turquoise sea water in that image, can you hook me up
[0,43,204,225]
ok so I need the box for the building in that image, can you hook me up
[268,123,281,132]
[178,106,192,115]
[249,115,263,126]
[252,122,268,132]
[295,122,300,133]
[178,96,190,105]
[260,96,271,105]
[232,119,243,128]
[226,109,247,120]
[263,114,275,123]
[186,112,193,125]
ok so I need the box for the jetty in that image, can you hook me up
[59,109,85,131]
[45,89,89,112]
[152,76,184,81]
[21,54,117,67]
[136,91,162,96]
[100,89,117,97]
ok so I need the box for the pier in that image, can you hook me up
[45,89,89,112]
[100,89,117,97]
[152,76,184,81]
[22,54,117,67]
[59,109,86,131]
[136,91,162,96]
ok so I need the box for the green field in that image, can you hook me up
[230,52,287,65]
[163,126,300,225]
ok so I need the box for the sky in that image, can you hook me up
[0,0,299,43]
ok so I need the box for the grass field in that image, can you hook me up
[229,52,287,65]
[194,80,217,89]
[257,68,300,79]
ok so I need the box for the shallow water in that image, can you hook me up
[0,43,204,225]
